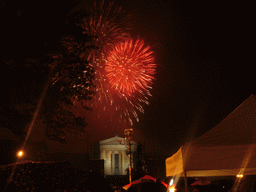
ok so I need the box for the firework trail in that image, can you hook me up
[51,1,156,127]
[80,0,131,107]
[104,39,156,125]
[78,1,157,126]
[105,39,155,95]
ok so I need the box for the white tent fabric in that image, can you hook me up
[166,95,256,177]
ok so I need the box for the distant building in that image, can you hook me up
[98,134,137,176]
[1,126,141,177]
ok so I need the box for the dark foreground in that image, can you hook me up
[0,161,114,192]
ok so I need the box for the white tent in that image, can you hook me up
[166,94,256,178]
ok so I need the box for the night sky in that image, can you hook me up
[1,0,255,158]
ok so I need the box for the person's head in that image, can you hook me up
[156,178,162,183]
[127,185,138,192]
[139,182,158,192]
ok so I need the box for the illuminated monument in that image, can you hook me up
[99,134,137,175]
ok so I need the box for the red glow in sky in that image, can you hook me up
[105,39,156,95]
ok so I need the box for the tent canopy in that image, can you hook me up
[166,95,256,177]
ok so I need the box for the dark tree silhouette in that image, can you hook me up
[0,1,97,143]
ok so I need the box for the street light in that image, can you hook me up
[168,178,176,192]
[17,150,24,158]
[124,128,133,184]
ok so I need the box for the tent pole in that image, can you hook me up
[184,171,188,192]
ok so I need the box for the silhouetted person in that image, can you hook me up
[127,184,138,192]
[139,182,158,192]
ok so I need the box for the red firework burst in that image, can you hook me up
[79,0,131,107]
[81,0,131,61]
[105,39,156,95]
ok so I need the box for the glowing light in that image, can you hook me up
[78,1,156,126]
[169,186,176,192]
[94,39,155,125]
[81,0,131,106]
[77,1,148,126]
[168,179,176,192]
[81,1,131,57]
[49,1,157,127]
[17,150,23,157]
[236,174,243,178]
[169,179,174,186]
[105,39,156,95]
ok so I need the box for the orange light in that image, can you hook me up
[169,186,176,192]
[17,150,23,157]
[168,179,176,192]
[236,174,243,178]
